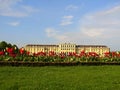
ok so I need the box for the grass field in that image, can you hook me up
[0,66,120,90]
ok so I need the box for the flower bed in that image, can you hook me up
[0,47,120,66]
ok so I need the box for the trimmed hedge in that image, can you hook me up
[0,61,120,66]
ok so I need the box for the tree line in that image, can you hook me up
[0,41,19,51]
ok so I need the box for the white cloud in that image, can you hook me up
[81,28,104,37]
[0,0,38,17]
[45,28,84,44]
[60,15,74,26]
[65,5,78,11]
[46,5,120,50]
[98,5,120,15]
[45,28,68,41]
[45,28,58,37]
[7,21,20,26]
[60,21,73,26]
[81,5,120,38]
[63,16,73,19]
[79,5,120,50]
[21,5,39,13]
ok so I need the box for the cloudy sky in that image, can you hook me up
[0,0,120,51]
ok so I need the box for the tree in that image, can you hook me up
[0,41,8,50]
[7,43,12,48]
[0,41,19,52]
[12,44,19,53]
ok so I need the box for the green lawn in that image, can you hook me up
[0,66,120,90]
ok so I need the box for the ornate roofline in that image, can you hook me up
[26,44,108,47]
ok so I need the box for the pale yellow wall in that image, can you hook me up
[58,43,76,53]
[25,45,59,54]
[76,46,109,56]
[25,43,110,56]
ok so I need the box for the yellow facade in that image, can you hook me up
[25,43,110,56]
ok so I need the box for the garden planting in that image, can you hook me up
[0,46,120,66]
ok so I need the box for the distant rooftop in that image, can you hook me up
[26,44,59,47]
[26,44,108,47]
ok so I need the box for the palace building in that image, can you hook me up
[25,43,110,56]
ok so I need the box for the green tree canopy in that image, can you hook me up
[0,41,8,50]
[0,41,18,51]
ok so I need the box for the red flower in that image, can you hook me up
[104,52,110,57]
[111,52,117,57]
[60,56,65,59]
[19,48,24,54]
[6,48,14,54]
[68,52,73,56]
[117,54,120,57]
[37,51,46,56]
[0,51,4,56]
[79,50,86,57]
[26,51,30,55]
[49,51,56,56]
[88,52,99,57]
